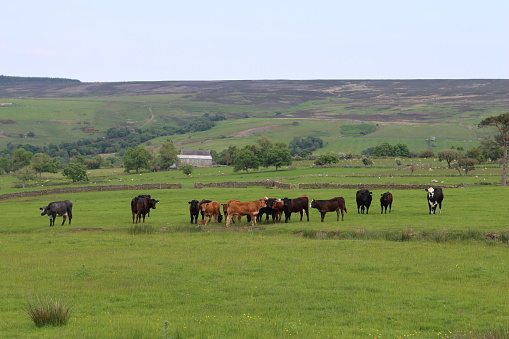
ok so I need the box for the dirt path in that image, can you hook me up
[140,107,155,128]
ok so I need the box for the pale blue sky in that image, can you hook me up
[2,0,508,82]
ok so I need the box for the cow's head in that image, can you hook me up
[283,197,291,207]
[189,200,199,209]
[265,198,275,209]
[310,199,317,208]
[40,206,49,216]
[260,197,269,208]
[149,199,159,209]
[425,187,435,199]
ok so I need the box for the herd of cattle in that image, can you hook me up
[38,187,444,227]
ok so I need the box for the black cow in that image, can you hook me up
[380,192,393,214]
[425,187,444,214]
[257,198,282,224]
[199,199,222,222]
[189,200,200,224]
[356,189,372,214]
[282,195,309,223]
[310,197,347,222]
[131,196,159,223]
[40,200,73,226]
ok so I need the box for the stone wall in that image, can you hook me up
[0,181,457,200]
[0,183,182,200]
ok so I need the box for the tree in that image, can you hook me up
[418,150,435,158]
[262,147,292,170]
[438,149,464,169]
[256,137,274,153]
[453,158,478,176]
[218,145,238,165]
[314,154,339,166]
[62,163,89,182]
[12,148,33,170]
[31,153,60,176]
[362,157,373,166]
[233,149,259,172]
[158,140,179,170]
[180,164,193,176]
[288,136,324,156]
[124,146,152,173]
[0,157,13,174]
[16,166,36,188]
[86,155,103,169]
[478,138,503,163]
[479,113,509,186]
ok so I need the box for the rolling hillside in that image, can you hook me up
[0,79,508,155]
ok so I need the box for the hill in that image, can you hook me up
[0,79,508,155]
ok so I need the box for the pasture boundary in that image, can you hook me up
[0,183,182,200]
[0,181,459,201]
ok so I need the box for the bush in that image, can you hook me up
[25,296,73,327]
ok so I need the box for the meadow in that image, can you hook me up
[1,162,509,338]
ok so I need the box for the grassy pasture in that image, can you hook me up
[1,183,509,338]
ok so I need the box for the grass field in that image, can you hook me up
[1,163,509,338]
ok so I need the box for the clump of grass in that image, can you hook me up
[128,225,155,234]
[25,295,73,327]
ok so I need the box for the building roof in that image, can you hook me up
[180,149,211,156]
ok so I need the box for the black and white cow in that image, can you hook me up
[40,200,73,226]
[425,187,444,214]
[356,189,372,214]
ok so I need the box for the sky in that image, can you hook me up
[2,0,508,82]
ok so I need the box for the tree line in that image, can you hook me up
[1,113,508,186]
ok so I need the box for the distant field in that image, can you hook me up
[1,79,508,154]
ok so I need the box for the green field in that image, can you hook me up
[1,162,509,338]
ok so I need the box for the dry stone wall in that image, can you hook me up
[0,183,182,200]
[0,181,457,200]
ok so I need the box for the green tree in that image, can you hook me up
[314,154,339,166]
[453,158,478,176]
[86,155,103,169]
[478,138,503,163]
[362,157,374,166]
[124,146,152,173]
[158,140,179,170]
[479,113,509,186]
[31,153,60,176]
[12,148,33,170]
[438,149,464,169]
[256,137,274,153]
[0,157,13,174]
[233,149,259,172]
[218,145,238,165]
[62,163,89,182]
[16,166,36,188]
[180,164,193,176]
[262,147,292,170]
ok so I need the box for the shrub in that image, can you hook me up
[25,296,73,327]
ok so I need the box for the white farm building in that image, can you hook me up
[177,150,213,168]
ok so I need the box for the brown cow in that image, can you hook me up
[226,197,268,227]
[310,197,347,222]
[131,196,159,223]
[201,201,221,225]
[380,192,393,214]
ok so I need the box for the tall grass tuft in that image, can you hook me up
[25,296,73,327]
[128,225,155,234]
